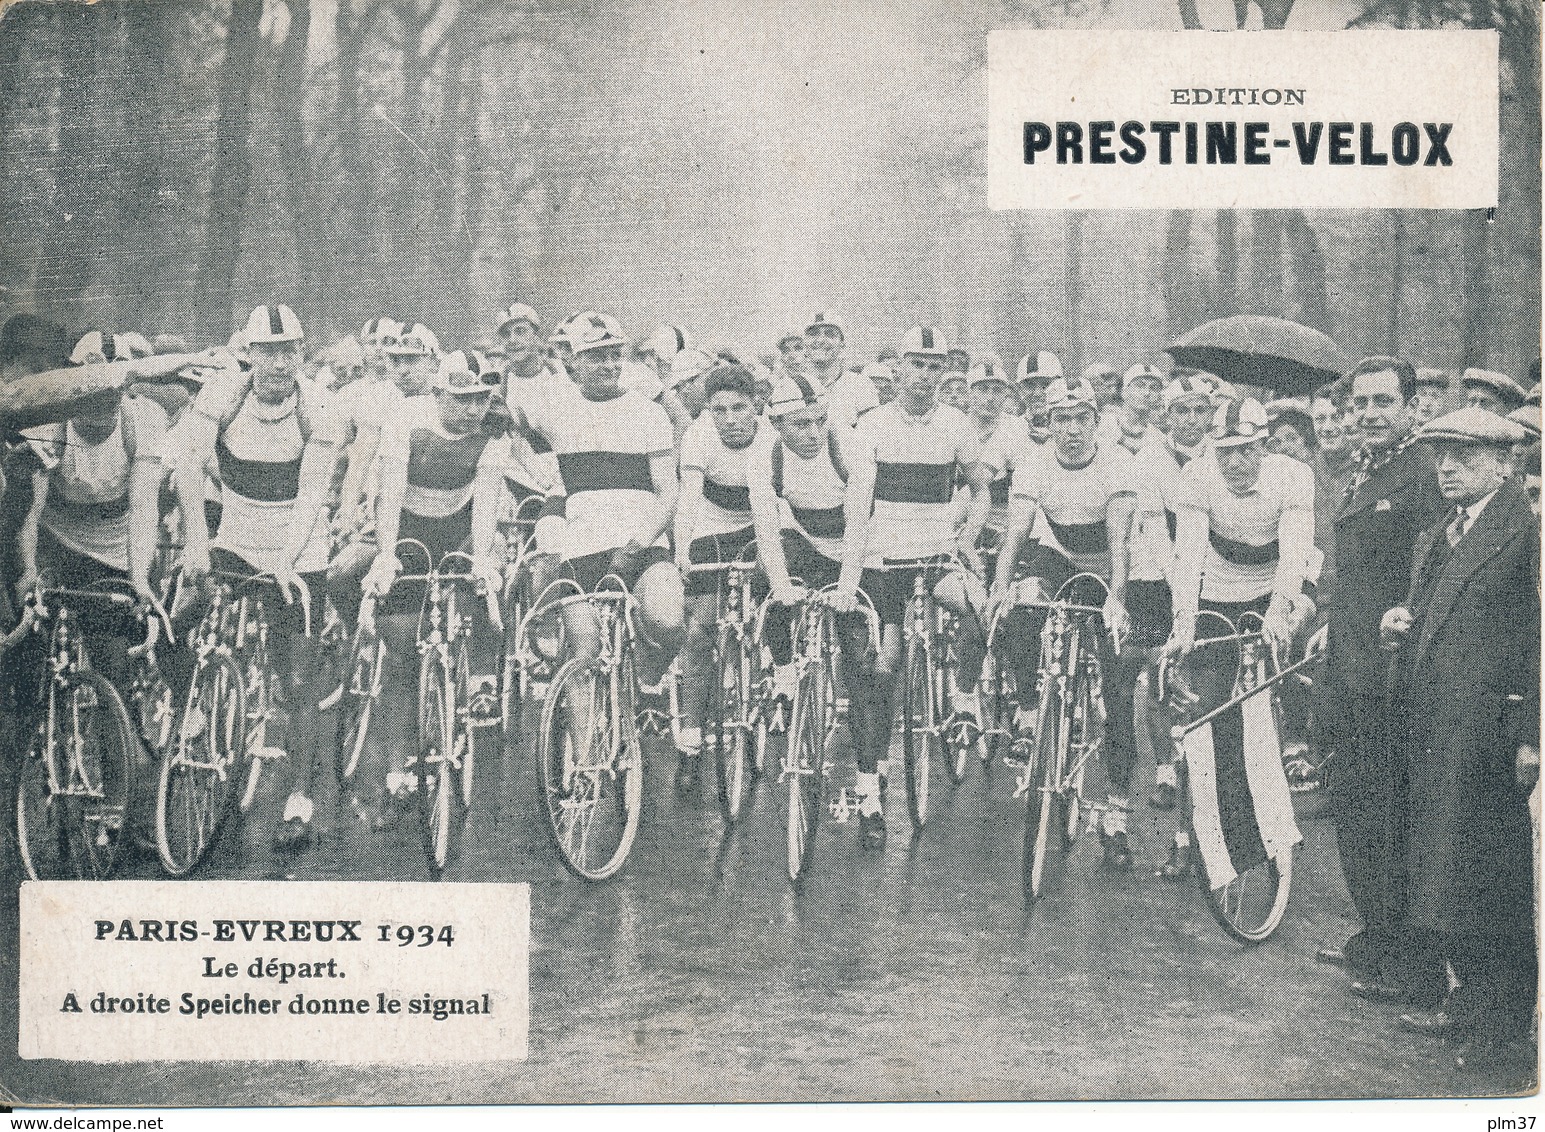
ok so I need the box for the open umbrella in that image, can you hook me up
[1169,315,1351,398]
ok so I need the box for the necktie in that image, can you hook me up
[1446,506,1470,548]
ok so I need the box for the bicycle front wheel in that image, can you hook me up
[415,649,467,878]
[785,653,832,883]
[536,657,642,881]
[711,625,753,824]
[1203,849,1293,945]
[336,635,385,782]
[901,640,935,829]
[237,646,271,814]
[1022,679,1062,904]
[156,654,245,876]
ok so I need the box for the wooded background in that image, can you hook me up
[0,0,1537,381]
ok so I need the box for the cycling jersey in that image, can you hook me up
[747,428,850,563]
[679,414,756,540]
[1011,441,1135,581]
[195,372,339,574]
[816,368,880,430]
[1128,434,1208,584]
[378,396,504,520]
[1176,450,1316,604]
[517,378,673,561]
[975,412,1034,531]
[852,401,977,564]
[25,395,166,573]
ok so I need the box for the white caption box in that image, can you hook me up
[19,881,529,1063]
[987,30,1499,210]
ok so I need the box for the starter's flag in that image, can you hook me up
[1183,689,1302,890]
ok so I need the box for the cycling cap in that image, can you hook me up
[767,371,828,417]
[671,347,716,384]
[382,322,441,357]
[434,350,498,394]
[967,355,1009,387]
[69,330,144,365]
[567,312,627,355]
[1211,397,1271,447]
[805,312,845,338]
[899,326,948,358]
[1044,377,1100,413]
[243,304,305,346]
[1016,350,1063,384]
[495,302,541,333]
[1122,363,1167,391]
[1163,373,1217,410]
[642,324,692,358]
[359,317,404,346]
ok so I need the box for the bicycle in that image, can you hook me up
[886,556,978,831]
[373,538,500,878]
[1014,572,1114,904]
[780,583,879,883]
[533,573,647,881]
[496,494,548,736]
[9,586,146,881]
[1157,612,1319,944]
[685,542,772,825]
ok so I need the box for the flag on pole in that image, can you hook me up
[1183,688,1302,890]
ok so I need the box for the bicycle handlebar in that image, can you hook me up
[208,569,313,638]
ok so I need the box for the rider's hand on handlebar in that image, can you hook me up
[179,545,210,582]
[1378,605,1413,651]
[825,584,858,614]
[771,581,807,607]
[1163,618,1196,659]
[610,539,644,576]
[273,565,304,606]
[1102,593,1129,646]
[130,575,157,605]
[471,554,504,594]
[363,553,401,597]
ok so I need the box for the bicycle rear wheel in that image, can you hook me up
[901,640,935,829]
[1203,849,1293,945]
[785,651,832,883]
[536,656,642,880]
[712,625,753,824]
[156,654,244,876]
[415,649,468,878]
[982,652,1013,765]
[15,723,68,881]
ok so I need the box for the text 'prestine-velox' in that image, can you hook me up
[1023,121,1455,166]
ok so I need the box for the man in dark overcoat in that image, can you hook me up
[1313,358,1447,998]
[1381,407,1539,1067]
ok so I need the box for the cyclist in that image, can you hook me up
[1016,351,1061,445]
[1098,363,1166,455]
[10,333,170,688]
[939,349,971,413]
[673,363,763,794]
[837,326,991,850]
[958,355,1031,577]
[502,312,684,689]
[986,375,1142,869]
[749,371,865,746]
[1127,373,1218,874]
[173,304,341,851]
[775,333,808,379]
[360,350,508,820]
[1161,395,1320,875]
[494,302,556,383]
[802,312,879,429]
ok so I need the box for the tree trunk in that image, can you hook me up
[1246,210,1282,317]
[117,0,169,332]
[1459,209,1491,370]
[1386,211,1405,354]
[276,0,317,327]
[1063,211,1084,369]
[1283,212,1329,333]
[194,0,265,341]
[1214,210,1238,317]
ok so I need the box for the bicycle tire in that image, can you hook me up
[1202,848,1293,945]
[983,653,1012,764]
[452,638,476,812]
[536,656,642,881]
[414,648,461,878]
[17,672,136,881]
[155,654,244,877]
[500,592,524,740]
[785,651,830,884]
[236,642,271,814]
[711,624,752,824]
[1022,677,1062,903]
[336,636,385,782]
[1062,657,1102,852]
[901,639,934,829]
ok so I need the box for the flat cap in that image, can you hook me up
[1459,367,1526,408]
[1414,367,1450,391]
[1507,403,1541,439]
[1417,406,1528,447]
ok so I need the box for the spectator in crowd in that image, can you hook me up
[1380,407,1537,1071]
[1460,368,1527,416]
[1314,357,1448,1007]
[1266,402,1316,465]
[1412,368,1451,424]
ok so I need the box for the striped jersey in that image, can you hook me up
[852,401,977,564]
[679,414,758,539]
[519,379,673,560]
[1129,434,1209,583]
[377,396,505,519]
[1011,442,1135,580]
[975,412,1035,530]
[747,428,851,562]
[1176,450,1316,603]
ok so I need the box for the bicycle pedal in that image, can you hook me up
[75,685,99,709]
[828,787,856,823]
[635,708,670,737]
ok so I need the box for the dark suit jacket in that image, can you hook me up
[1316,441,1445,734]
[1396,476,1539,934]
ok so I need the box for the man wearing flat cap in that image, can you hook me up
[1379,407,1538,1068]
[1460,368,1527,417]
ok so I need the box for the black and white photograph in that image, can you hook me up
[0,0,1539,1112]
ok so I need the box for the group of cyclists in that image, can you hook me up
[2,299,1331,876]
